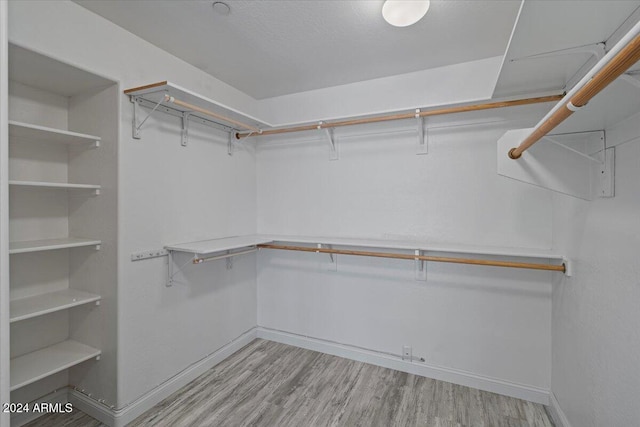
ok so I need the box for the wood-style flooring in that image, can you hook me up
[26,339,554,427]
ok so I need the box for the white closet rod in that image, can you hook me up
[192,248,257,264]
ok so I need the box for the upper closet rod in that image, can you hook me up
[235,95,562,139]
[508,20,640,159]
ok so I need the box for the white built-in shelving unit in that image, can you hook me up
[8,115,104,392]
[6,44,119,414]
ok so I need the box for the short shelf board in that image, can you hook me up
[10,340,101,391]
[10,289,101,323]
[165,235,274,255]
[9,238,102,255]
[258,234,565,262]
[9,121,100,145]
[124,81,268,133]
[9,180,101,191]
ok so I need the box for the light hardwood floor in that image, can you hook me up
[26,339,554,427]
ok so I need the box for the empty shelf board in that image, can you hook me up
[9,180,101,191]
[10,340,101,391]
[9,238,102,254]
[9,121,100,144]
[166,235,274,255]
[10,289,101,323]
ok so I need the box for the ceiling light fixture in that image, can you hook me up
[382,0,430,27]
[212,1,231,16]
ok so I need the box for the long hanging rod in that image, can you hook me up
[257,244,565,273]
[235,95,562,139]
[160,95,262,133]
[509,20,640,159]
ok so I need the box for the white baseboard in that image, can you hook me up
[70,327,258,427]
[11,389,69,427]
[548,392,572,427]
[256,327,550,405]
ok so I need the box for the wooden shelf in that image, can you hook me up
[124,81,268,134]
[9,121,100,145]
[10,289,101,323]
[167,234,564,262]
[9,180,101,191]
[165,235,274,255]
[10,340,101,391]
[9,238,101,255]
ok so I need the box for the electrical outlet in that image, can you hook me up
[402,345,412,361]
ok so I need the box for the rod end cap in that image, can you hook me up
[508,148,522,159]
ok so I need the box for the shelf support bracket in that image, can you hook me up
[317,244,337,271]
[415,250,427,281]
[181,112,190,147]
[228,131,236,156]
[167,250,174,287]
[416,110,428,155]
[562,257,573,277]
[319,122,338,160]
[131,94,166,140]
[226,255,233,270]
[166,250,195,287]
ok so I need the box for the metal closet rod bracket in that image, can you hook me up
[316,244,337,271]
[132,93,253,148]
[415,250,427,281]
[131,93,169,139]
[416,109,428,155]
[318,122,338,160]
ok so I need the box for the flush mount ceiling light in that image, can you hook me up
[382,0,430,27]
[212,1,231,16]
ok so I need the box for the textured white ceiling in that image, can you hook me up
[73,0,520,99]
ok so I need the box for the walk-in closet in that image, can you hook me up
[0,1,639,426]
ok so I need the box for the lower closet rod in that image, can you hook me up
[192,248,257,264]
[257,244,565,273]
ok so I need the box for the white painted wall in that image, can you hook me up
[256,103,558,393]
[8,0,258,409]
[550,121,640,426]
[257,56,503,126]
